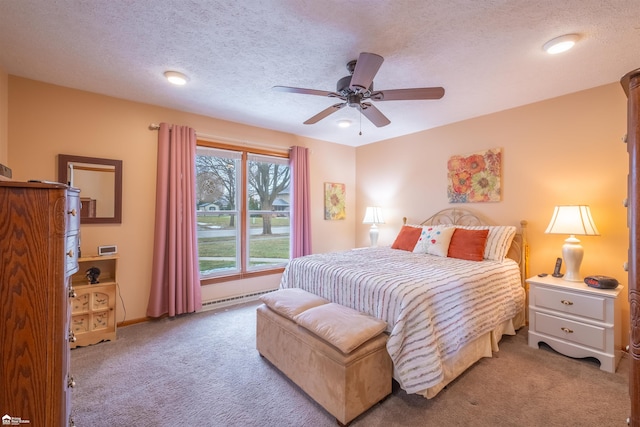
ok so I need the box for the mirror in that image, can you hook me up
[58,154,122,224]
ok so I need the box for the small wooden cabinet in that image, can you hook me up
[70,255,118,348]
[527,274,622,373]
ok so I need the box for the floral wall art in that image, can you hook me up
[324,182,346,220]
[447,148,502,203]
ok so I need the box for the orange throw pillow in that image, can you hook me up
[447,228,489,261]
[391,226,423,251]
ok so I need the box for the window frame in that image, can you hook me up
[197,140,290,286]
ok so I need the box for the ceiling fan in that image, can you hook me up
[273,52,445,128]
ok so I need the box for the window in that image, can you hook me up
[195,143,290,283]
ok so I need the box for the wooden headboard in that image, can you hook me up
[403,208,529,284]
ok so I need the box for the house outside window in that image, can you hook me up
[195,144,290,283]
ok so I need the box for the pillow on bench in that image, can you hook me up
[260,288,328,321]
[294,303,387,354]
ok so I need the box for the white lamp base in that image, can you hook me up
[562,235,584,282]
[369,224,379,248]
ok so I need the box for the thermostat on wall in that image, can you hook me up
[98,245,117,256]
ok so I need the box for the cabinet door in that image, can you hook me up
[622,68,640,427]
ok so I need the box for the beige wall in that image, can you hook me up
[6,75,632,348]
[356,82,630,348]
[7,76,356,322]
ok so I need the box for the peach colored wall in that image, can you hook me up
[7,76,356,322]
[0,67,7,165]
[356,82,630,348]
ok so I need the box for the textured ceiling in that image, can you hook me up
[1,1,639,147]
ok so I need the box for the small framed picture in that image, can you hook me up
[324,182,345,220]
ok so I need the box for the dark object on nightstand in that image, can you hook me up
[552,257,563,278]
[86,267,101,284]
[584,275,619,289]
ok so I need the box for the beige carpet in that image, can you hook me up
[70,301,630,426]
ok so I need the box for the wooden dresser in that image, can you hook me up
[0,181,80,427]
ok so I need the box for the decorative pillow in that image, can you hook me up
[293,303,387,354]
[413,225,455,257]
[447,228,489,261]
[456,225,516,261]
[259,288,328,321]
[391,225,423,251]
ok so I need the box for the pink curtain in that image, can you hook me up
[290,146,312,258]
[147,123,202,317]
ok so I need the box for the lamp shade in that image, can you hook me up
[363,206,385,224]
[545,205,600,236]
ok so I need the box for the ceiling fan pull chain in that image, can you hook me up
[359,108,363,136]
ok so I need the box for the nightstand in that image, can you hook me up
[526,274,622,373]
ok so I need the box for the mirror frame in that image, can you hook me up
[58,154,123,224]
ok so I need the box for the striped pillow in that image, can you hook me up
[455,225,516,261]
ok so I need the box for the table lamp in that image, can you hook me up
[363,207,385,247]
[545,205,600,281]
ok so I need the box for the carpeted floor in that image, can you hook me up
[70,301,630,426]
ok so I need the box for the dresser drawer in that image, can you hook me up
[66,191,80,233]
[534,311,606,351]
[533,286,606,322]
[65,233,79,275]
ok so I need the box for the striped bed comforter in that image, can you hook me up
[279,247,525,395]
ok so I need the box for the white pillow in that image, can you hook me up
[413,225,455,257]
[455,225,516,261]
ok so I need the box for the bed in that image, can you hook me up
[279,208,528,398]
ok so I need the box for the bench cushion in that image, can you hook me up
[259,288,328,321]
[294,303,388,353]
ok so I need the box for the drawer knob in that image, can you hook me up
[68,208,77,216]
[560,300,573,306]
[560,327,574,334]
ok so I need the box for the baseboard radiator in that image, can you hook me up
[201,289,277,312]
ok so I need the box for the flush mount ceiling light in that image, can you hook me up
[543,34,580,54]
[337,119,352,128]
[164,71,189,85]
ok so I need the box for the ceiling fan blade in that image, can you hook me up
[303,103,346,124]
[369,87,445,101]
[349,52,384,93]
[359,102,391,127]
[272,86,340,98]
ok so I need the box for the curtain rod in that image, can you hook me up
[148,123,290,153]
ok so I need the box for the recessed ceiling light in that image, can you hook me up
[164,71,189,85]
[337,119,352,128]
[543,34,580,54]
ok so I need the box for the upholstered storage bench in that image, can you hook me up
[256,289,392,426]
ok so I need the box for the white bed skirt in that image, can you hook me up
[415,309,525,399]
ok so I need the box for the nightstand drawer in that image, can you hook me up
[534,312,606,351]
[533,286,606,321]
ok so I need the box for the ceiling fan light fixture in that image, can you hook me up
[164,71,189,85]
[543,34,580,54]
[337,119,352,128]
